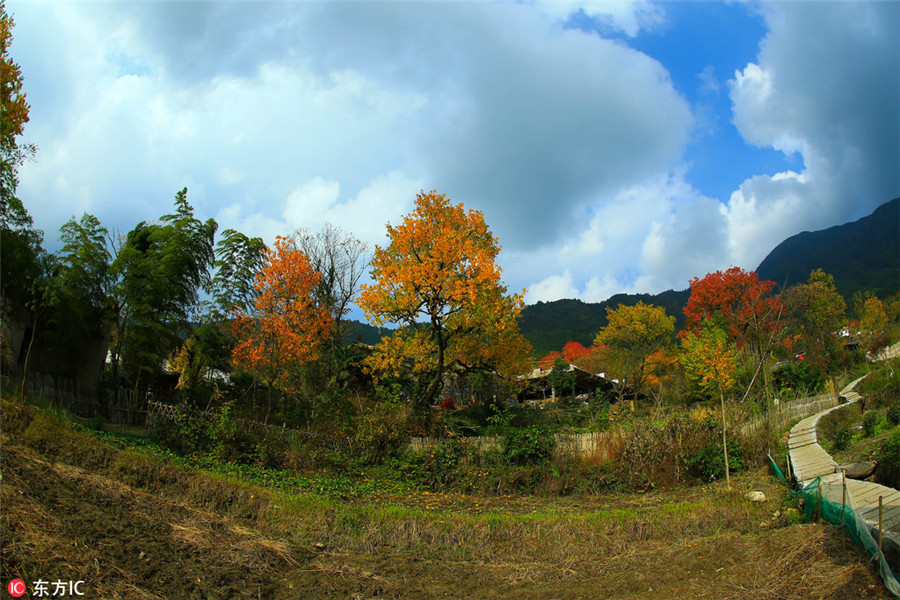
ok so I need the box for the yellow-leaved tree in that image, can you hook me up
[358,190,532,417]
[680,322,739,489]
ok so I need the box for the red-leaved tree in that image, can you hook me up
[683,267,783,401]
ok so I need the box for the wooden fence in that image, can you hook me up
[738,392,841,437]
[17,372,150,426]
[410,429,626,461]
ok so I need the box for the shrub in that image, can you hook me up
[685,442,745,483]
[877,431,900,488]
[503,426,555,466]
[863,411,881,437]
[832,428,853,452]
[355,400,411,464]
[416,436,472,488]
[888,403,900,427]
[772,362,825,396]
[859,362,900,409]
[154,404,212,456]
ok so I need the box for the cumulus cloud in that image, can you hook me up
[525,271,579,304]
[725,1,900,268]
[11,1,691,255]
[7,0,897,309]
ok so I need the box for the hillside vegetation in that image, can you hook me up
[2,395,892,600]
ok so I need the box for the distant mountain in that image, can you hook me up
[518,290,690,358]
[519,198,899,357]
[343,320,388,346]
[756,198,900,299]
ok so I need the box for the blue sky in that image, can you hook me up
[7,1,899,308]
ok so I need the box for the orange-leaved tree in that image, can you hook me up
[358,190,532,416]
[231,236,332,421]
[537,350,562,370]
[684,267,782,351]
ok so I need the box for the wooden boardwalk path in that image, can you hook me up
[788,375,900,575]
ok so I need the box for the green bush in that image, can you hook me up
[859,362,900,409]
[503,426,555,466]
[355,400,411,464]
[685,443,745,482]
[832,428,853,452]
[887,403,900,427]
[154,404,212,456]
[863,411,881,437]
[877,431,900,488]
[772,362,825,396]
[415,436,472,488]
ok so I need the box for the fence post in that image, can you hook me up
[786,453,793,484]
[841,469,847,527]
[817,478,822,522]
[879,496,884,559]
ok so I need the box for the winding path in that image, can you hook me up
[788,375,900,574]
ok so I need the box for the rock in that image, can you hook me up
[772,510,782,520]
[313,542,326,551]
[839,461,877,479]
[745,491,767,503]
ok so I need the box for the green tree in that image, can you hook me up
[110,189,217,388]
[44,214,113,382]
[783,269,847,368]
[208,228,267,318]
[547,356,576,403]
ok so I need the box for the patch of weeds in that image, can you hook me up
[863,411,881,437]
[502,426,555,466]
[684,442,745,483]
[887,403,900,427]
[877,431,900,489]
[831,428,853,452]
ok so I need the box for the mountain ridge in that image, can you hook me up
[517,197,899,356]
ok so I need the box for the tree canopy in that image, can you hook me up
[231,236,332,419]
[359,190,531,414]
[593,301,674,395]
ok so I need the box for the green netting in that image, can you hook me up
[802,476,900,597]
[768,452,786,483]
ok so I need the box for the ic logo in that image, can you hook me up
[7,579,26,597]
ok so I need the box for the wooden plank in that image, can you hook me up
[852,486,900,508]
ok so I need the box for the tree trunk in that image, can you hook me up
[20,315,38,399]
[720,385,731,490]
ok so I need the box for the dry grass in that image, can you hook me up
[2,395,894,599]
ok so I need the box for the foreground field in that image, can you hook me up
[1,401,892,599]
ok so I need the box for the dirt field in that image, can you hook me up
[1,408,894,599]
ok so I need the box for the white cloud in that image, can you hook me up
[533,0,665,37]
[526,271,579,304]
[7,0,896,309]
[725,1,900,268]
